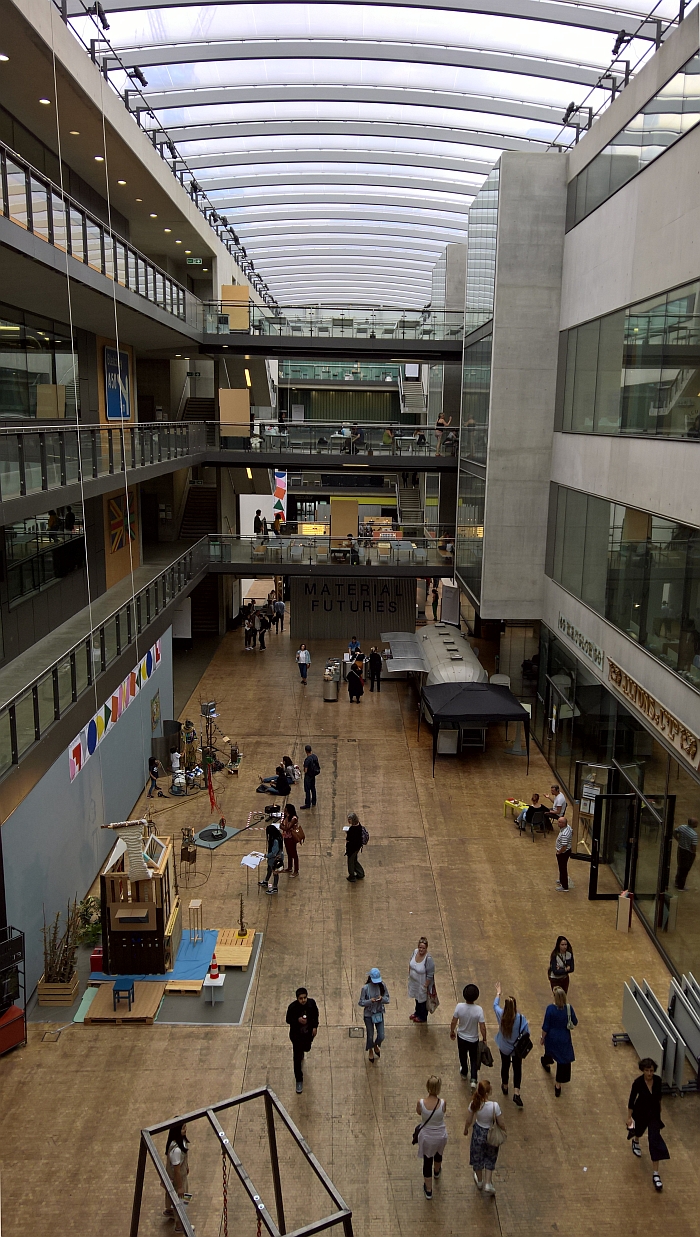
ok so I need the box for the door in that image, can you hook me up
[544,677,576,787]
[571,792,636,900]
[573,761,615,856]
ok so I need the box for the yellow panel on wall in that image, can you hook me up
[330,497,358,540]
[36,384,66,420]
[219,388,250,431]
[220,285,249,330]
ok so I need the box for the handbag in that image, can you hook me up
[291,822,305,843]
[412,1099,440,1146]
[478,1041,494,1068]
[426,983,440,1015]
[566,1003,575,1032]
[512,1015,533,1061]
[486,1104,507,1147]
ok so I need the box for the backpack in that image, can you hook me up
[308,754,321,776]
[360,825,370,848]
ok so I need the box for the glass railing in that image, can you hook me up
[0,421,206,502]
[0,538,209,778]
[1,140,200,329]
[7,533,86,607]
[208,533,454,570]
[205,303,465,341]
[245,421,458,457]
[278,362,399,383]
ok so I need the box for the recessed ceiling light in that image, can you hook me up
[175,353,182,358]
[202,268,208,272]
[94,155,104,162]
[117,179,126,185]
[164,228,171,233]
[246,467,253,480]
[150,213,157,218]
[39,98,51,105]
[69,130,79,135]
[136,197,143,202]
[0,54,9,62]
[184,249,191,254]
[175,239,182,244]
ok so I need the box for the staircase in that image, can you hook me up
[190,574,221,634]
[181,396,215,422]
[402,381,426,419]
[179,486,218,538]
[398,478,423,528]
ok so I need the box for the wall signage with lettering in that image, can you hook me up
[290,577,416,641]
[558,613,604,670]
[607,658,700,770]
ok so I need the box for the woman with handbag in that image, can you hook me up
[347,659,365,703]
[548,936,574,993]
[359,967,390,1063]
[463,1080,506,1196]
[540,985,578,1096]
[281,803,304,877]
[408,937,435,1023]
[494,981,530,1107]
[414,1075,447,1199]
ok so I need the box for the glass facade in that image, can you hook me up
[465,168,499,334]
[546,484,700,692]
[558,279,700,439]
[455,466,485,603]
[567,50,700,230]
[534,624,700,979]
[460,332,491,465]
[0,306,79,423]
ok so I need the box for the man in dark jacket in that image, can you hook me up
[368,647,382,693]
[285,987,319,1093]
[300,744,319,809]
[346,812,365,882]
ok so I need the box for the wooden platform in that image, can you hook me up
[83,982,166,1025]
[215,928,255,970]
[164,979,204,994]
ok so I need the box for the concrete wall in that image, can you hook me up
[1,627,173,993]
[480,152,568,619]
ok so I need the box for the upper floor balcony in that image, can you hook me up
[248,420,457,458]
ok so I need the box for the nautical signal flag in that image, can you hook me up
[68,639,161,783]
[273,470,287,520]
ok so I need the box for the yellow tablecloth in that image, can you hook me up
[504,799,529,819]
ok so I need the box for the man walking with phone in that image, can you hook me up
[285,987,319,1093]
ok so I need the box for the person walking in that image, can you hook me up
[493,981,529,1107]
[415,1075,448,1199]
[463,1080,506,1196]
[673,816,698,889]
[555,815,573,890]
[548,936,575,993]
[244,614,254,650]
[253,508,263,535]
[274,597,286,632]
[300,744,320,809]
[163,1121,190,1231]
[258,611,270,651]
[431,587,439,621]
[260,821,284,895]
[296,643,311,685]
[281,802,303,876]
[359,967,390,1063]
[627,1058,669,1192]
[285,987,319,1094]
[148,755,165,798]
[450,984,487,1089]
[368,647,382,693]
[408,937,435,1023]
[540,986,577,1096]
[346,811,366,882]
[347,659,364,703]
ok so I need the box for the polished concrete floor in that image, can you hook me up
[1,622,698,1237]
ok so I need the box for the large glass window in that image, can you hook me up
[455,466,485,604]
[547,485,700,693]
[567,50,700,229]
[0,306,79,423]
[465,168,499,334]
[558,280,700,440]
[460,333,491,465]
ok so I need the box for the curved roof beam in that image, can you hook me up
[184,151,513,177]
[170,120,555,150]
[133,85,572,125]
[74,0,666,40]
[108,40,603,87]
[199,170,489,192]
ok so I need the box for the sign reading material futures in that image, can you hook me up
[558,613,604,670]
[607,658,699,769]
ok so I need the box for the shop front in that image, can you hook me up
[534,624,700,979]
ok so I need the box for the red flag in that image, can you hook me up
[207,766,218,813]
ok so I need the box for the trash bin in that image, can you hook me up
[323,675,339,702]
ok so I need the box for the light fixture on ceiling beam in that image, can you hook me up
[127,66,148,88]
[86,1,110,30]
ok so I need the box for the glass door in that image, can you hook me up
[544,677,577,787]
[588,794,638,899]
[573,761,615,855]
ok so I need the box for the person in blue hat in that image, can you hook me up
[359,968,390,1062]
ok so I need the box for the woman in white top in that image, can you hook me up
[415,1075,447,1199]
[163,1121,189,1232]
[408,936,435,1023]
[463,1080,506,1196]
[450,982,487,1088]
[296,643,311,684]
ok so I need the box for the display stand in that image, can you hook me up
[0,926,26,1057]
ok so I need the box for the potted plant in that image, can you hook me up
[38,901,81,1006]
[78,896,102,947]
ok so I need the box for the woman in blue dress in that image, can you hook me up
[540,986,577,1097]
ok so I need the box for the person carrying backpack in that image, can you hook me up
[346,811,368,882]
[300,744,320,809]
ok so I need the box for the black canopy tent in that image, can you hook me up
[419,682,530,776]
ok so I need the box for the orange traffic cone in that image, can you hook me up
[209,952,219,980]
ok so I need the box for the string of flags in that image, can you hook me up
[68,639,162,783]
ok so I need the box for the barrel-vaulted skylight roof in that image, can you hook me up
[68,0,681,305]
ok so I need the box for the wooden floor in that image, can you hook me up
[1,622,699,1237]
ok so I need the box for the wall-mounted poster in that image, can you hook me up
[109,492,136,553]
[104,346,131,420]
[151,689,161,732]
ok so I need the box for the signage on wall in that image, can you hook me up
[273,470,287,522]
[104,346,131,421]
[558,613,604,670]
[68,640,162,783]
[303,580,403,614]
[186,257,203,265]
[607,657,699,770]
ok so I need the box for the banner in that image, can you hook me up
[273,470,287,522]
[68,639,161,783]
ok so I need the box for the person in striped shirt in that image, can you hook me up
[555,816,573,891]
[673,818,697,890]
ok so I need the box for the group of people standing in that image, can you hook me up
[243,594,285,651]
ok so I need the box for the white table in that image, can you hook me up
[202,975,226,1005]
